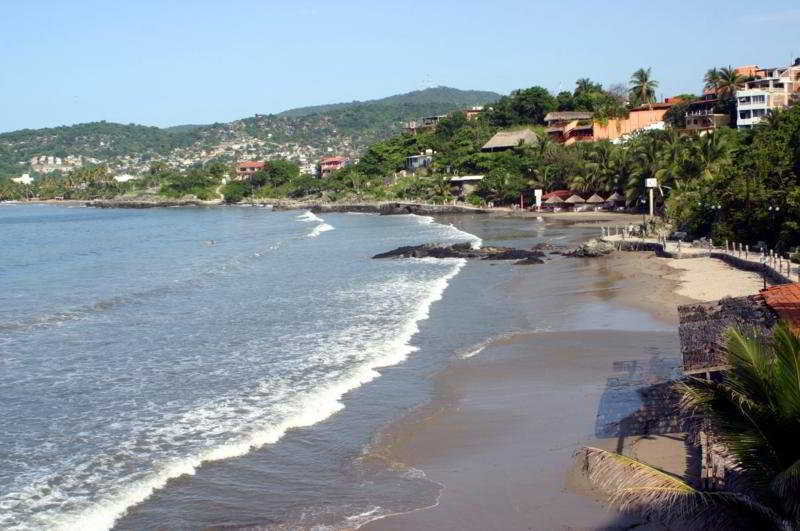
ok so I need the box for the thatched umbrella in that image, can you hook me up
[607,191,625,203]
[545,195,565,204]
[565,194,586,204]
[586,193,605,204]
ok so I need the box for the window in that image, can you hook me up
[739,110,752,119]
[738,97,751,104]
[752,109,766,117]
[752,95,766,104]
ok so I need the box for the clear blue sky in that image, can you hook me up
[2,0,799,133]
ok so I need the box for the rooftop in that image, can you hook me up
[481,128,538,151]
[761,283,800,331]
[449,175,484,182]
[544,111,594,122]
[237,160,265,168]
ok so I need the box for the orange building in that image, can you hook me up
[235,160,266,179]
[318,156,350,178]
[592,103,674,141]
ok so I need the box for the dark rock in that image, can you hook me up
[564,238,616,257]
[531,241,565,251]
[373,243,546,262]
[514,257,545,265]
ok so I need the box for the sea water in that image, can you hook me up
[0,204,480,530]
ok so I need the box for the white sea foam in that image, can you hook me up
[297,211,324,223]
[460,329,551,359]
[408,214,482,249]
[307,222,334,238]
[8,258,466,531]
[411,214,434,224]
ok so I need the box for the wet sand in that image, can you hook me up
[364,329,679,531]
[363,217,771,530]
[363,222,694,530]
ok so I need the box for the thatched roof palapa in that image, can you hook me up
[544,195,565,204]
[607,191,625,202]
[586,193,606,204]
[481,128,538,151]
[564,194,586,203]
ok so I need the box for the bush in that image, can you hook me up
[466,193,484,206]
[222,181,250,203]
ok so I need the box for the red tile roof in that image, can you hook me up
[237,161,266,168]
[321,156,346,164]
[542,190,574,200]
[761,283,800,330]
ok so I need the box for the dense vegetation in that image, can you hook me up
[235,71,800,252]
[3,70,799,252]
[0,87,500,180]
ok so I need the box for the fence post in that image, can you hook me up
[746,245,749,260]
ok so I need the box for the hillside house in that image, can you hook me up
[318,156,350,178]
[405,115,447,134]
[544,112,595,144]
[449,175,484,197]
[11,173,33,185]
[684,94,729,132]
[736,59,800,128]
[235,160,266,179]
[405,152,433,173]
[464,106,484,120]
[593,102,675,142]
[481,128,538,152]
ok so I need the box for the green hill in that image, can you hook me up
[0,87,502,179]
[277,86,500,118]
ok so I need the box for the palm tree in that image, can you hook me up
[695,131,732,179]
[625,134,661,204]
[581,323,800,529]
[716,66,746,99]
[704,67,721,93]
[629,68,659,109]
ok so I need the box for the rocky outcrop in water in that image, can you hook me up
[564,238,616,257]
[372,243,545,264]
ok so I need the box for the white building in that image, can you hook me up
[11,173,33,185]
[736,59,800,129]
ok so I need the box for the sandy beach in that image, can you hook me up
[364,220,768,531]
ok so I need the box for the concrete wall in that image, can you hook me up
[593,108,670,141]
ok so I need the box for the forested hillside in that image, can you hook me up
[0,87,501,179]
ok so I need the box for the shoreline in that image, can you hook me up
[9,197,648,225]
[359,216,769,530]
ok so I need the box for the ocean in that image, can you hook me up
[0,204,487,529]
[0,204,673,530]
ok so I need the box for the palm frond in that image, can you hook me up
[579,447,786,529]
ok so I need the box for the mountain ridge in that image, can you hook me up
[0,86,501,179]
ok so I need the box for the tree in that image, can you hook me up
[581,323,800,529]
[556,91,575,111]
[250,159,300,188]
[487,86,556,126]
[704,67,721,93]
[716,66,746,99]
[574,78,603,97]
[629,67,659,108]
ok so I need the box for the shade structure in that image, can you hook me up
[564,194,585,204]
[544,195,565,204]
[607,191,625,202]
[586,193,605,204]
